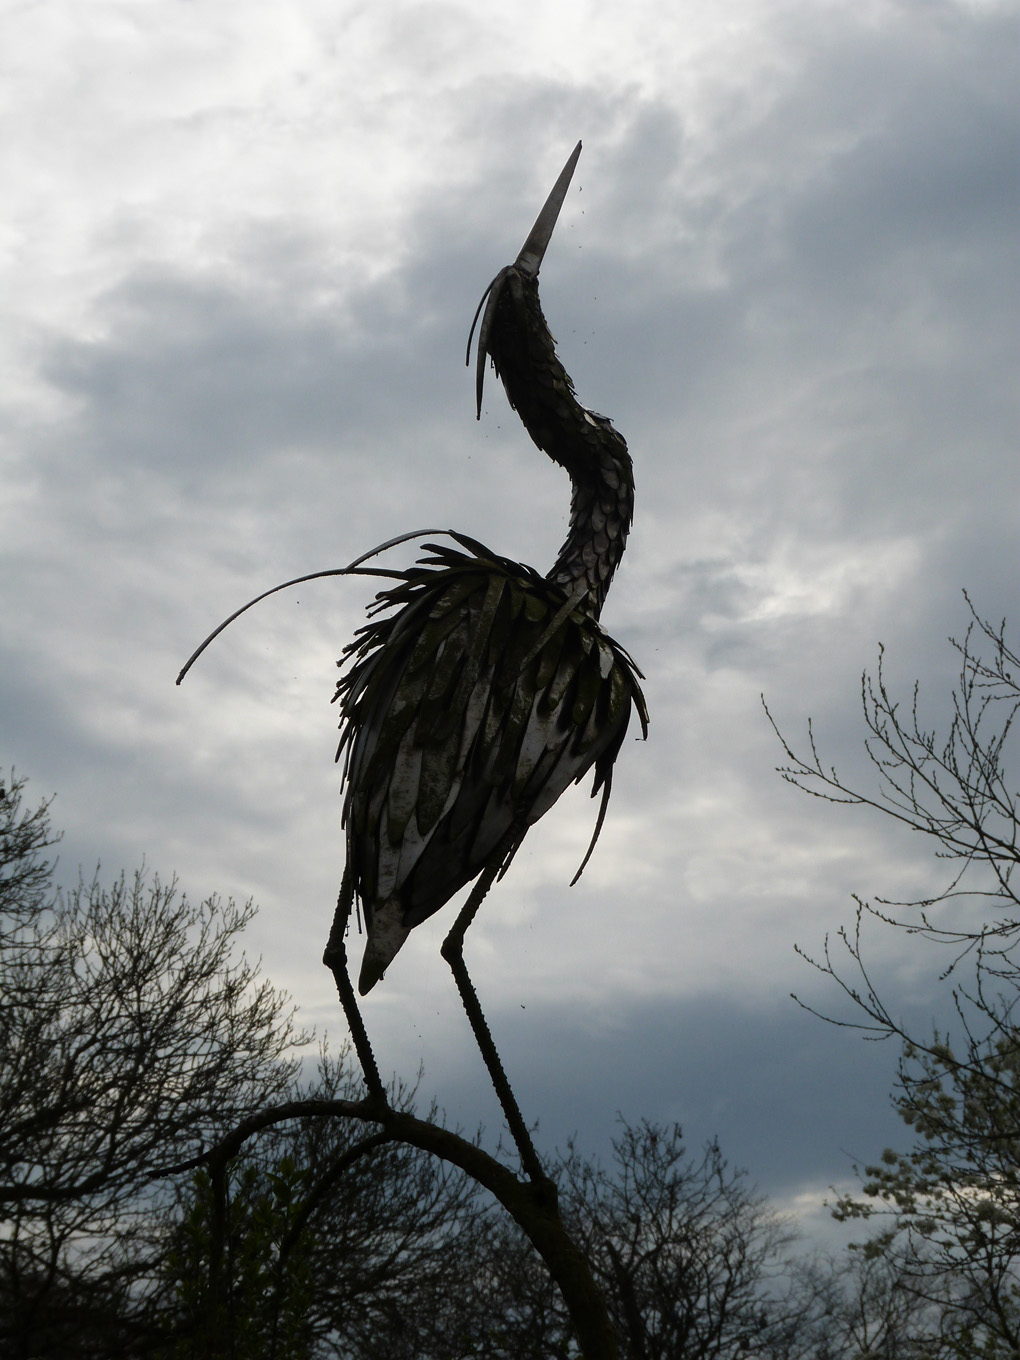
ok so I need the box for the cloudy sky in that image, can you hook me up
[3,0,1017,1240]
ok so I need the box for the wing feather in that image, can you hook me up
[334,538,646,936]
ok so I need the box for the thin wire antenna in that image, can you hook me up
[176,528,452,685]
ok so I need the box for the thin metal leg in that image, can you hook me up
[441,859,546,1185]
[323,870,386,1102]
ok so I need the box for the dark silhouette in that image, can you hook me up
[338,143,646,994]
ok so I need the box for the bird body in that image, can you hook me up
[335,144,647,994]
[336,533,645,992]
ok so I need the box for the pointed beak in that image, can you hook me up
[467,141,583,419]
[515,140,582,278]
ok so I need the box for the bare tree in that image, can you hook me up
[0,770,307,1357]
[767,597,1020,1353]
[157,1054,492,1360]
[425,1119,814,1360]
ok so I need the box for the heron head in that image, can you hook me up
[466,141,582,420]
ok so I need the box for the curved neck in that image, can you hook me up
[485,267,634,620]
[548,430,633,618]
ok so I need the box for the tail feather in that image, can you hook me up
[358,899,411,994]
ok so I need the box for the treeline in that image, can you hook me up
[2,602,1017,1357]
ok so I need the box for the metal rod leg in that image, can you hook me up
[441,861,546,1184]
[323,870,386,1101]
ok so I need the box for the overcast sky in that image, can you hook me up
[2,0,1017,1244]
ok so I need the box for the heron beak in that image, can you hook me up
[515,139,582,278]
[467,141,583,419]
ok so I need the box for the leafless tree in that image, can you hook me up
[414,1120,814,1360]
[0,770,306,1357]
[767,597,1020,1352]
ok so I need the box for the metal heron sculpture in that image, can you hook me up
[179,142,646,1165]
